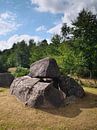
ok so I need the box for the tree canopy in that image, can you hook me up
[0,9,97,78]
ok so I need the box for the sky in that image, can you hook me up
[0,0,97,50]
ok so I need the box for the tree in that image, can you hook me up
[51,34,62,46]
[72,9,97,78]
[61,23,71,41]
[0,54,8,72]
[40,39,48,46]
[29,39,36,48]
[14,40,30,68]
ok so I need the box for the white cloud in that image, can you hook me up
[31,0,97,34]
[0,11,21,35]
[31,0,68,13]
[36,25,47,32]
[0,34,42,51]
[31,0,97,15]
[47,24,62,35]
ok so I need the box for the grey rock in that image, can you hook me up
[64,95,76,105]
[29,57,60,78]
[26,82,53,108]
[0,73,14,87]
[10,76,65,108]
[10,58,85,108]
[59,75,85,98]
[44,85,66,107]
[10,76,40,102]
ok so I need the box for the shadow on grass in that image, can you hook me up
[1,87,97,119]
[0,86,10,89]
[0,90,4,92]
[0,88,7,92]
[40,92,97,118]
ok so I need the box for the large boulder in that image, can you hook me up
[10,76,65,108]
[10,76,40,102]
[59,75,85,98]
[10,57,85,108]
[0,73,14,87]
[44,86,66,107]
[29,57,60,78]
[26,82,65,108]
[64,95,76,105]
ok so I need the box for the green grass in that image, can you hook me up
[0,87,97,130]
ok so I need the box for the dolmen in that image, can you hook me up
[10,57,85,108]
[0,73,14,87]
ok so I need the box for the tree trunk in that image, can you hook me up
[89,70,92,79]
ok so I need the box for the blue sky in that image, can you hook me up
[0,0,97,50]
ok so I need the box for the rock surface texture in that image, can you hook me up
[59,75,85,98]
[29,57,60,78]
[0,73,14,87]
[10,57,85,108]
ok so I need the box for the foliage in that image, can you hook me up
[61,23,71,41]
[12,66,29,77]
[0,9,97,78]
[51,34,62,46]
[0,52,9,72]
[72,9,97,78]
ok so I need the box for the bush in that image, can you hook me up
[0,60,8,73]
[12,66,29,77]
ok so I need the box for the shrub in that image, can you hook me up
[12,66,29,77]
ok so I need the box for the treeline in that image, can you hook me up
[1,9,97,78]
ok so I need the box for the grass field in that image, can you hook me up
[0,87,97,130]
